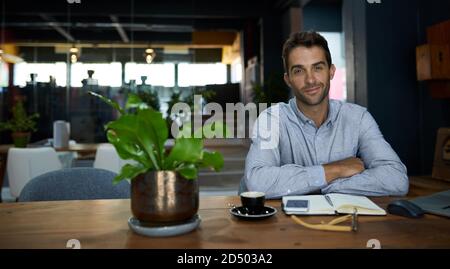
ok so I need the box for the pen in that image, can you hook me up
[325,195,334,208]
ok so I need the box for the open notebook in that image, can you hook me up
[282,193,386,216]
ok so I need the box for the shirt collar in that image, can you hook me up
[289,98,338,127]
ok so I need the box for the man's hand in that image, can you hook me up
[323,157,365,183]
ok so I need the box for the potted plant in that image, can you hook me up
[88,91,225,225]
[0,100,39,148]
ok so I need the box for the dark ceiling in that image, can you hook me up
[0,0,341,63]
[1,0,304,45]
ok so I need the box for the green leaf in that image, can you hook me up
[136,109,168,168]
[106,130,151,169]
[106,114,159,169]
[164,138,203,170]
[88,91,124,115]
[113,163,148,185]
[125,93,149,110]
[176,164,198,180]
[199,151,224,171]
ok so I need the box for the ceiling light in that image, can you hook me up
[145,54,154,64]
[144,48,156,64]
[69,46,79,63]
[70,54,78,63]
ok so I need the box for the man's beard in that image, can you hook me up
[294,82,330,106]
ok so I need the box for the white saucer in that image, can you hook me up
[128,215,201,237]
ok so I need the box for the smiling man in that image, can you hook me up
[242,31,409,199]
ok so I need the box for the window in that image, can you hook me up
[14,62,67,87]
[231,58,242,83]
[71,62,122,87]
[125,63,175,87]
[0,62,8,87]
[319,32,347,101]
[178,63,227,87]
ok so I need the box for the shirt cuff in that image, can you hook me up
[308,165,327,188]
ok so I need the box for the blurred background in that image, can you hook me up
[0,0,449,180]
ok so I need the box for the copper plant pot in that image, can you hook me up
[131,171,199,224]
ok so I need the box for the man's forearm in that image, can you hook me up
[322,157,365,183]
[323,163,341,183]
[245,164,328,199]
[322,163,409,196]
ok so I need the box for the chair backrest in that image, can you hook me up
[19,167,130,202]
[432,128,450,180]
[7,147,62,198]
[93,143,136,174]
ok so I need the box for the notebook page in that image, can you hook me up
[327,193,386,215]
[283,195,335,215]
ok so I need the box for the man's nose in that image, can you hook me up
[305,70,317,85]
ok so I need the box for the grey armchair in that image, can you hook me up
[19,167,130,202]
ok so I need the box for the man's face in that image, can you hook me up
[284,46,336,107]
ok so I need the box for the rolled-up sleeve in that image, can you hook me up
[244,109,328,199]
[321,110,409,196]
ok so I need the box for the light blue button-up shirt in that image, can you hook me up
[243,98,409,199]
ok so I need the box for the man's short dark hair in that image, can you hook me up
[282,31,332,73]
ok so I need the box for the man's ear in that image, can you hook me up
[283,73,292,88]
[329,64,336,80]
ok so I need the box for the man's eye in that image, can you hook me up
[293,69,303,74]
[315,66,324,71]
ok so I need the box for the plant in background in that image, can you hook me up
[166,91,183,132]
[88,91,224,184]
[0,100,40,147]
[137,89,160,112]
[252,83,268,105]
[184,87,216,112]
[252,71,290,108]
[0,100,39,133]
[167,87,218,137]
[265,71,290,103]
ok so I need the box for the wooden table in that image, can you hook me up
[0,143,99,202]
[0,177,449,249]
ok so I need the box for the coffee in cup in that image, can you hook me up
[240,191,265,213]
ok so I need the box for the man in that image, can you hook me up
[242,31,408,199]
